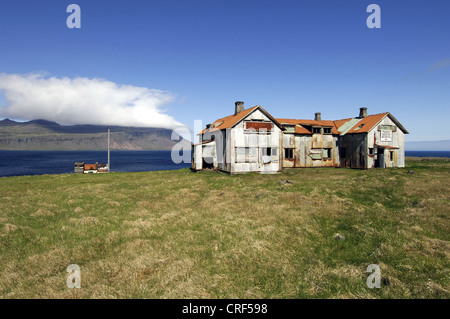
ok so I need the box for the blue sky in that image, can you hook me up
[0,0,449,142]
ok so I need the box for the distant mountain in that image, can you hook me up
[406,140,450,151]
[0,119,191,151]
[0,119,20,126]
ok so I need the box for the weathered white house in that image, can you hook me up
[193,103,284,174]
[192,102,408,173]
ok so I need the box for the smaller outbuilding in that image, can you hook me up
[83,163,98,174]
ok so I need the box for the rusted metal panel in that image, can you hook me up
[312,133,323,148]
[323,135,334,149]
[393,150,399,164]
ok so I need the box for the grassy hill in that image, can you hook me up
[0,119,190,150]
[0,157,448,298]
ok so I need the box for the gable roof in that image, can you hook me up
[336,113,409,135]
[199,105,284,135]
[199,107,408,136]
[337,113,388,134]
[279,112,408,135]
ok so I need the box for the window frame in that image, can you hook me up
[284,148,294,160]
[323,127,332,135]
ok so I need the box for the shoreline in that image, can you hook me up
[0,157,448,179]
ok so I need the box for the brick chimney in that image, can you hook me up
[314,112,321,121]
[359,107,367,118]
[235,101,244,115]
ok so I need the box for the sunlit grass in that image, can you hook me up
[0,157,449,298]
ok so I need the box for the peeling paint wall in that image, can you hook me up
[230,109,282,174]
[282,133,339,168]
[198,109,282,174]
[367,116,406,168]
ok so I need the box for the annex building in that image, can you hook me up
[192,101,409,174]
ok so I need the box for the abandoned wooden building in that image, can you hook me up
[192,101,408,173]
[74,162,109,174]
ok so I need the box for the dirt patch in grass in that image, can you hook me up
[68,217,100,225]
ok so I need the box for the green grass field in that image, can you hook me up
[0,157,449,298]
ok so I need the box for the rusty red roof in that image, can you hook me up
[199,105,284,135]
[343,113,388,134]
[198,106,259,135]
[192,140,214,146]
[199,108,408,136]
[84,164,97,170]
[277,118,339,134]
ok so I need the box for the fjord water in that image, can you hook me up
[404,151,450,158]
[0,150,190,177]
[0,150,448,178]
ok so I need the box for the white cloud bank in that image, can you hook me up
[0,73,185,129]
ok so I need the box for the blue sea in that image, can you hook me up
[0,150,448,178]
[0,150,191,178]
[405,151,450,158]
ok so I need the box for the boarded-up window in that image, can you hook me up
[245,122,272,131]
[283,125,295,133]
[235,147,257,163]
[309,152,322,160]
[249,147,258,163]
[235,147,246,163]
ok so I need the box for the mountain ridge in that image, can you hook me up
[0,119,191,151]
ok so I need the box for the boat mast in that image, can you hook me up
[107,126,110,172]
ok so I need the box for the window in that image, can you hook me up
[262,148,278,157]
[235,147,247,163]
[312,127,321,134]
[271,148,278,156]
[235,147,258,163]
[323,127,332,134]
[283,125,295,133]
[369,148,375,155]
[322,148,332,159]
[390,151,394,161]
[284,148,294,159]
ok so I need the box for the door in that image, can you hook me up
[377,148,385,168]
